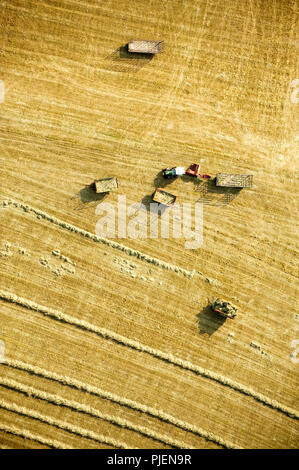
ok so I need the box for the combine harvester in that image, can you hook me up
[93,177,119,194]
[211,299,238,319]
[152,188,177,207]
[128,39,164,54]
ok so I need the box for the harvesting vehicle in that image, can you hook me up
[186,163,212,179]
[186,163,200,177]
[211,299,237,319]
[162,167,185,178]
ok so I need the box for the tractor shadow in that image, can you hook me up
[197,305,227,336]
[72,184,108,211]
[181,173,199,184]
[154,170,177,189]
[195,178,242,206]
[181,173,205,192]
[107,44,153,72]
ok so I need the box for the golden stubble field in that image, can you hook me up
[0,0,298,449]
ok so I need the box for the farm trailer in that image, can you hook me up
[152,188,177,207]
[128,40,164,54]
[216,174,253,188]
[93,177,119,194]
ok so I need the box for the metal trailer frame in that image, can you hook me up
[94,177,119,193]
[128,40,164,54]
[216,174,253,188]
[152,187,177,206]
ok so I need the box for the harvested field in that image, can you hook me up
[0,0,298,450]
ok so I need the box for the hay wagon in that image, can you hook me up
[93,177,119,194]
[216,174,253,188]
[128,40,164,54]
[152,188,177,207]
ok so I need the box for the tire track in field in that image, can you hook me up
[0,399,130,449]
[113,1,190,152]
[0,199,203,280]
[0,423,72,449]
[0,377,195,449]
[143,1,202,148]
[1,291,297,422]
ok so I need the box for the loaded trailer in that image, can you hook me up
[162,167,185,178]
[93,177,119,194]
[152,188,177,207]
[128,40,164,54]
[216,174,253,188]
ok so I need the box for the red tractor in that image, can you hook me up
[186,163,200,177]
[186,164,212,180]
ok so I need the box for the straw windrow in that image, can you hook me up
[1,290,297,422]
[1,199,199,279]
